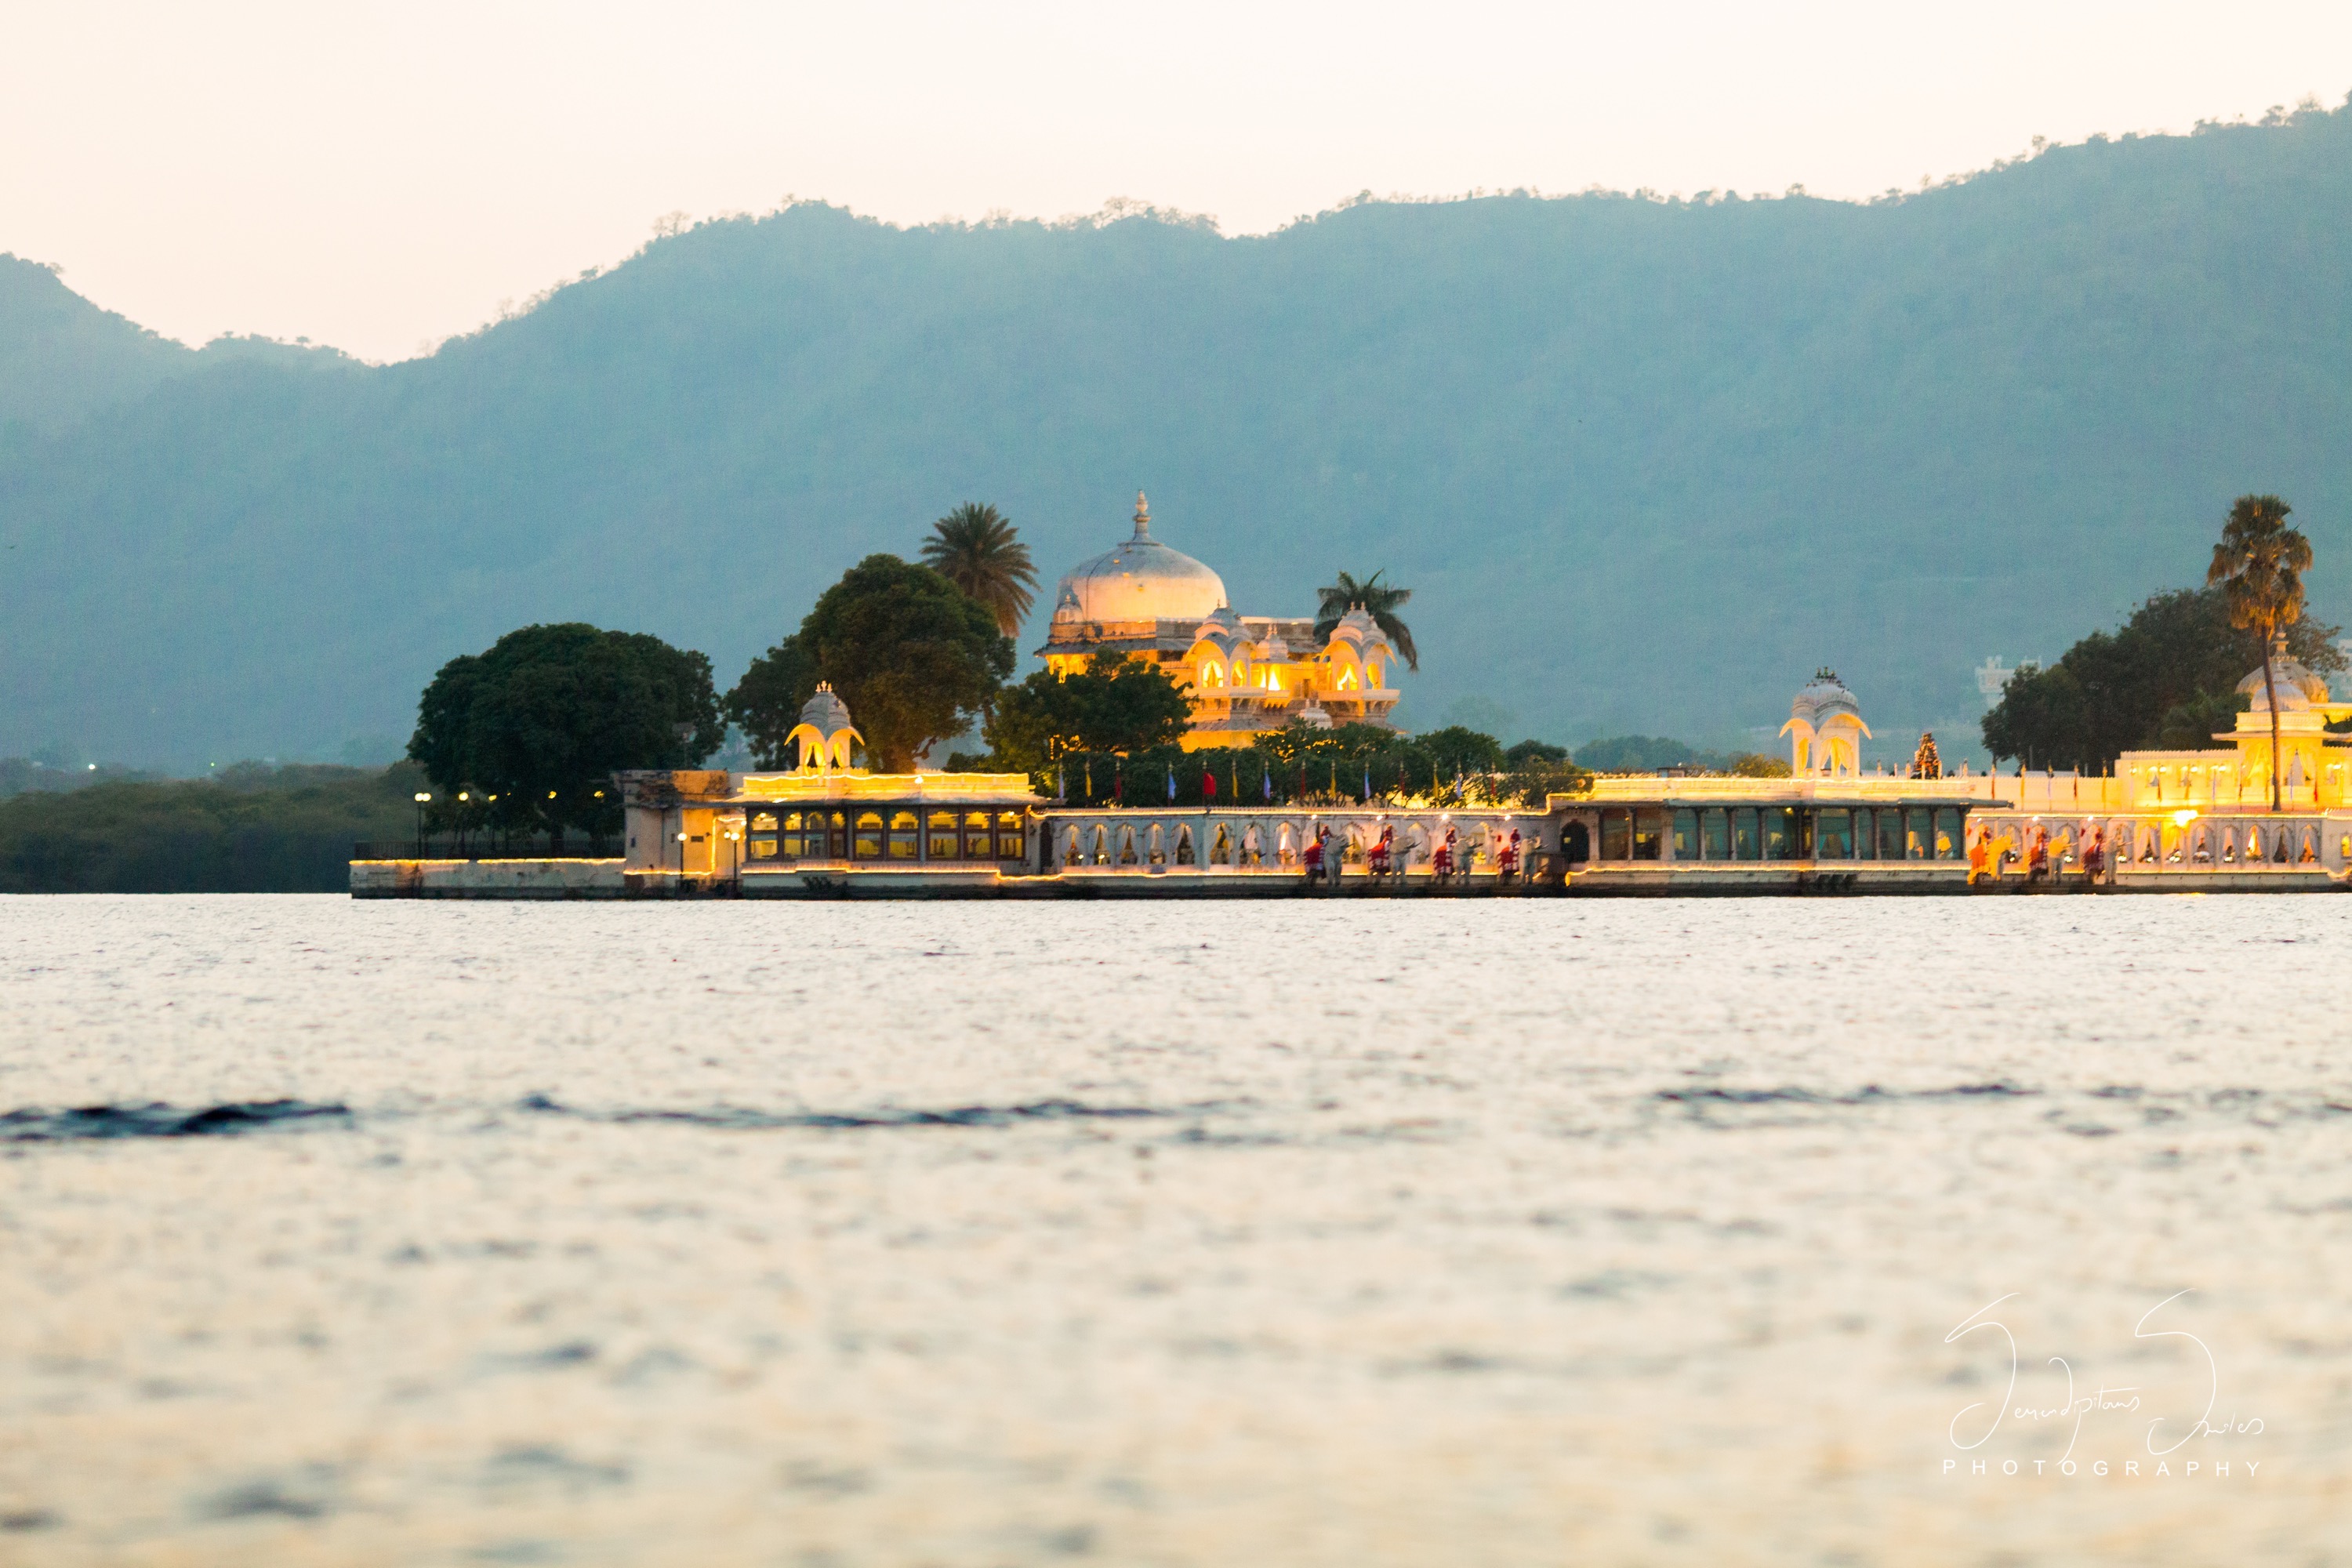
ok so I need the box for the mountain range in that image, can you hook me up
[5,100,2351,769]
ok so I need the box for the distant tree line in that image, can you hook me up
[0,764,424,892]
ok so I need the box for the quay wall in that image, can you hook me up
[350,858,625,898]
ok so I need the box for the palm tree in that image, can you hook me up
[922,503,1037,637]
[1313,570,1419,671]
[2208,493,2311,812]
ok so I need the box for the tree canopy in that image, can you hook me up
[920,502,1038,637]
[1980,582,2341,768]
[726,554,1013,771]
[407,623,721,842]
[983,653,1192,774]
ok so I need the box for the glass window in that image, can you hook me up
[749,838,779,859]
[1764,808,1795,860]
[927,810,960,860]
[958,811,989,859]
[1671,808,1697,859]
[1877,809,1904,862]
[1852,808,1873,860]
[1701,808,1728,860]
[1732,808,1759,861]
[751,812,779,832]
[1600,811,1629,860]
[1936,808,1962,860]
[1906,808,1929,859]
[1632,811,1662,860]
[1816,809,1852,859]
[854,811,884,858]
[890,811,920,859]
[996,811,1025,859]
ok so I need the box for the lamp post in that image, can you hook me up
[413,792,431,855]
[456,791,470,858]
[677,828,689,882]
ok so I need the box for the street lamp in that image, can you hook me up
[413,792,431,855]
[677,828,689,880]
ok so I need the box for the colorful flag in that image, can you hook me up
[1261,769,1272,801]
[1203,766,1217,800]
[1166,766,1175,802]
[1362,765,1371,801]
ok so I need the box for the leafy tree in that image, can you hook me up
[1980,580,2339,771]
[1414,724,1508,778]
[2154,689,2252,751]
[920,502,1038,637]
[1729,752,1792,778]
[727,554,1012,772]
[720,635,818,768]
[1980,662,2089,768]
[1504,739,1570,766]
[1313,570,1419,670]
[2209,494,2313,811]
[408,624,720,847]
[984,652,1192,773]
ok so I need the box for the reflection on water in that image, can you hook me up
[2,895,2346,1565]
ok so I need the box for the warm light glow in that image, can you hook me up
[413,792,431,803]
[2172,809,2198,826]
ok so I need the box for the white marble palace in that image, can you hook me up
[1036,492,1402,747]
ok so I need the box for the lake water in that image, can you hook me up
[2,895,2346,1566]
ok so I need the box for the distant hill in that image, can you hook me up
[5,103,2351,768]
[0,255,191,432]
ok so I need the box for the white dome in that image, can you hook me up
[2238,648,2330,711]
[1049,492,1227,625]
[797,683,855,740]
[1790,668,1860,726]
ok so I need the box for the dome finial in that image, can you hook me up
[1132,490,1151,540]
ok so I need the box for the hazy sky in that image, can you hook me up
[6,2,2350,361]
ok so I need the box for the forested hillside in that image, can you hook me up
[5,103,2350,768]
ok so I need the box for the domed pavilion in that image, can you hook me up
[1037,492,1403,749]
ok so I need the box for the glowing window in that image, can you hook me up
[889,811,919,859]
[854,812,884,858]
[1200,662,1223,688]
[1367,661,1383,688]
[996,811,1025,860]
[1337,666,1358,691]
[751,813,778,832]
[928,810,959,860]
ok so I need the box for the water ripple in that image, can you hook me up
[0,1099,351,1142]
